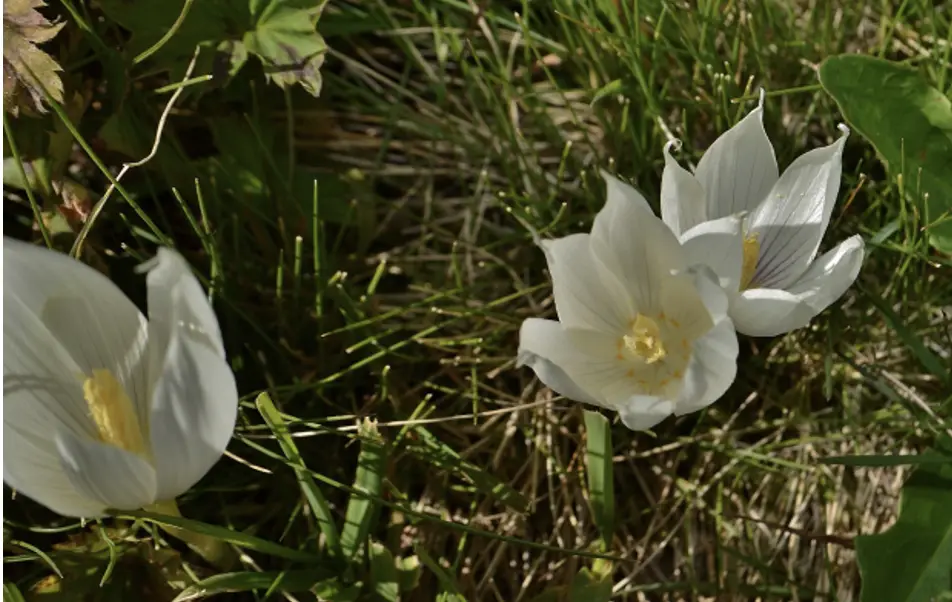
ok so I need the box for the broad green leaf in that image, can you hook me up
[2,0,65,116]
[172,569,336,601]
[340,419,387,563]
[856,454,952,602]
[256,393,342,560]
[819,55,952,254]
[368,542,399,602]
[584,410,614,547]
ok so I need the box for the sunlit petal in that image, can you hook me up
[541,234,633,334]
[694,90,779,219]
[590,175,686,313]
[661,140,708,237]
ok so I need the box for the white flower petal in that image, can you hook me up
[601,170,652,214]
[694,90,779,219]
[661,140,708,237]
[730,288,816,337]
[516,351,605,408]
[749,126,850,289]
[149,286,238,501]
[618,397,675,431]
[3,290,109,517]
[518,318,621,407]
[56,431,157,512]
[4,238,152,428]
[541,234,633,334]
[786,235,865,313]
[659,271,716,342]
[590,178,686,313]
[675,318,739,415]
[141,248,225,388]
[680,215,745,292]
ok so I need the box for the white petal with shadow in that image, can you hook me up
[149,286,238,502]
[590,181,686,314]
[749,126,850,289]
[680,215,745,293]
[56,431,157,511]
[541,233,632,334]
[675,318,739,415]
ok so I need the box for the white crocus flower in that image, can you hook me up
[517,173,739,431]
[659,91,865,337]
[3,238,238,518]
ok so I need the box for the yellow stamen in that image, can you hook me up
[622,314,667,364]
[740,232,761,290]
[83,370,148,457]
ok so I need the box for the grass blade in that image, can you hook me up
[340,419,387,563]
[256,392,342,560]
[584,410,614,548]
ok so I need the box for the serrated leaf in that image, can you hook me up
[244,1,327,97]
[856,454,952,602]
[3,0,65,116]
[819,55,952,254]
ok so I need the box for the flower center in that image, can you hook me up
[740,232,760,290]
[622,314,666,364]
[83,369,148,458]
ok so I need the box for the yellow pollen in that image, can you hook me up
[740,232,761,290]
[622,314,667,364]
[83,370,148,457]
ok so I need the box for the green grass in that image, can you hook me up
[4,0,952,600]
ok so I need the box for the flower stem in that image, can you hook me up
[146,499,238,570]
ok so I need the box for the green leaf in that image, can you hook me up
[584,410,614,547]
[4,583,26,602]
[172,569,336,601]
[115,510,321,563]
[414,545,463,597]
[256,393,342,560]
[340,419,387,563]
[856,454,952,602]
[368,542,399,602]
[568,563,613,602]
[394,555,422,593]
[2,0,65,116]
[819,55,952,254]
[244,1,327,97]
